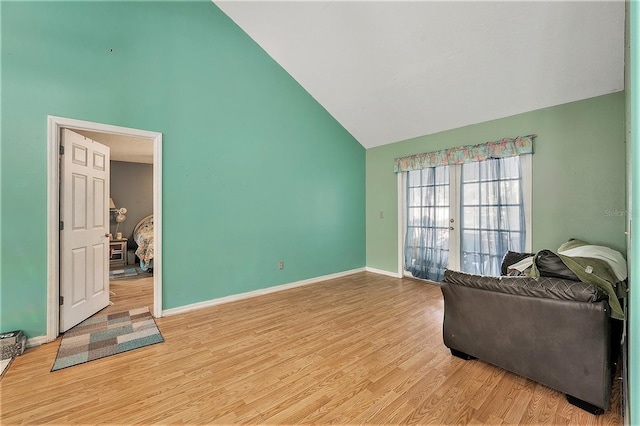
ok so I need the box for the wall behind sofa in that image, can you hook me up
[367,92,626,274]
[0,1,365,338]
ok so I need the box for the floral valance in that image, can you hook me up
[393,134,535,173]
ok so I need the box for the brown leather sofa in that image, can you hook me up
[440,257,622,414]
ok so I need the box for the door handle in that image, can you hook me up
[449,226,454,231]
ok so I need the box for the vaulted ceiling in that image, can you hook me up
[215,1,625,149]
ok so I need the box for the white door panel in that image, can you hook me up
[60,129,110,332]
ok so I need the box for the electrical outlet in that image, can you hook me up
[379,211,384,219]
[278,261,284,270]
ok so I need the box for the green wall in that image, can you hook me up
[629,1,638,423]
[367,92,627,274]
[0,1,365,338]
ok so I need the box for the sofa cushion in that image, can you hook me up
[442,269,607,303]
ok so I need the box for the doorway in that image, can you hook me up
[46,116,163,342]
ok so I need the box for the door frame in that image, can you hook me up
[46,115,163,342]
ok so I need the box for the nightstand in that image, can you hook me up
[109,238,128,267]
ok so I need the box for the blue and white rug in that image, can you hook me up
[109,267,142,280]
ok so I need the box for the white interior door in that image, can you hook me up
[60,129,110,332]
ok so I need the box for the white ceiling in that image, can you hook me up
[215,0,625,149]
[74,130,154,164]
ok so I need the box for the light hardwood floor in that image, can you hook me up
[0,272,624,425]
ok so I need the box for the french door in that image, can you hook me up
[399,155,531,281]
[402,165,458,281]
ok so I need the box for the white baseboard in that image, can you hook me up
[365,266,402,278]
[26,335,48,348]
[162,267,366,317]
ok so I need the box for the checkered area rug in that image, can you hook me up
[51,307,163,371]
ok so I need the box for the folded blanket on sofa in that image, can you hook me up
[529,239,625,320]
[558,239,627,282]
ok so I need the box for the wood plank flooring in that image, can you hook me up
[0,272,624,425]
[105,270,155,314]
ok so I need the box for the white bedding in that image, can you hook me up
[134,215,154,271]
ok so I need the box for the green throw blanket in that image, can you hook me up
[529,239,625,320]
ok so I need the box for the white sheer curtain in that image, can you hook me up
[399,136,533,280]
[460,157,526,275]
[404,166,450,282]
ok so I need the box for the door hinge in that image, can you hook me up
[59,296,64,305]
[59,145,64,155]
[60,221,64,231]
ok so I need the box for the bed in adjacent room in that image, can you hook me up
[133,214,154,271]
